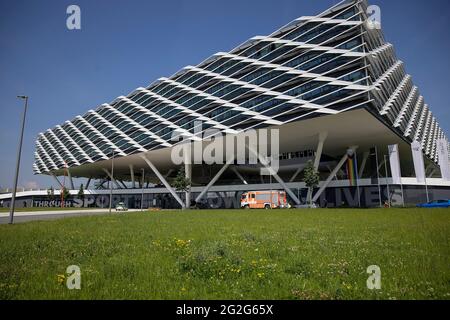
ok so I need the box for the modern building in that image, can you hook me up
[2,0,450,209]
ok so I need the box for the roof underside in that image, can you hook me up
[50,109,420,180]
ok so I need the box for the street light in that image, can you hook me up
[384,154,391,208]
[108,149,115,213]
[141,168,145,211]
[9,96,29,224]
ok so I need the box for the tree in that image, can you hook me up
[78,183,85,207]
[303,160,320,206]
[61,187,71,207]
[47,186,55,201]
[172,167,191,209]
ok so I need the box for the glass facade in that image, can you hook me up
[34,0,447,175]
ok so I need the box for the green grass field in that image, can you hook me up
[0,208,449,300]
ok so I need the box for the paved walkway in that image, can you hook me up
[0,209,142,224]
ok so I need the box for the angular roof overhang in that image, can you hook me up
[47,108,420,179]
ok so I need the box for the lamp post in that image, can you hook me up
[141,168,145,211]
[423,159,430,203]
[266,156,273,209]
[269,171,273,209]
[9,96,28,225]
[373,146,382,208]
[108,149,115,213]
[384,155,391,208]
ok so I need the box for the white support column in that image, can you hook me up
[140,154,185,208]
[313,132,328,170]
[102,168,121,189]
[184,147,192,208]
[67,169,75,190]
[247,147,301,206]
[196,157,235,202]
[185,162,192,208]
[359,151,370,178]
[129,164,135,188]
[312,147,357,203]
[232,167,248,185]
[51,173,63,188]
[85,177,92,189]
[307,132,328,202]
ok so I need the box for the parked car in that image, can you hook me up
[115,202,128,211]
[296,203,318,209]
[416,200,450,208]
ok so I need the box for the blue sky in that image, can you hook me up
[1,0,449,189]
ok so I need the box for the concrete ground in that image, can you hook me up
[0,209,143,224]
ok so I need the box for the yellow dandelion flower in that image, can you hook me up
[57,274,65,284]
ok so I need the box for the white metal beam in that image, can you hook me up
[232,167,248,185]
[140,154,185,208]
[129,164,135,188]
[358,151,370,178]
[312,147,357,203]
[313,132,328,170]
[102,168,121,189]
[85,177,92,189]
[51,174,63,188]
[119,180,128,189]
[307,132,328,202]
[195,157,235,202]
[185,148,192,208]
[67,169,75,190]
[164,169,174,179]
[289,165,306,182]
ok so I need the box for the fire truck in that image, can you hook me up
[240,191,288,209]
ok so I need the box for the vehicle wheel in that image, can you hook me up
[264,204,271,210]
[244,205,250,210]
